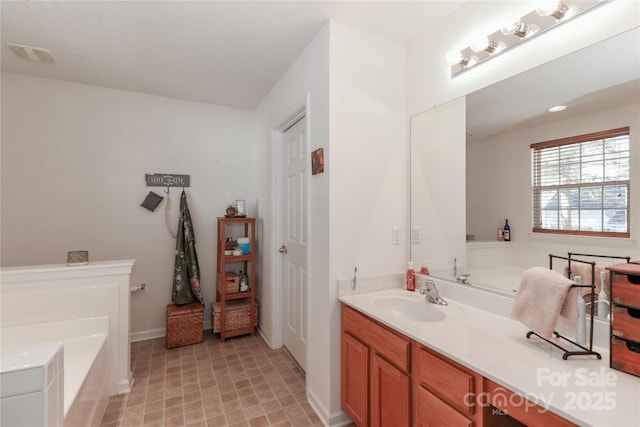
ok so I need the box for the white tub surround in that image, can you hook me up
[1,259,135,394]
[339,285,640,426]
[1,317,109,426]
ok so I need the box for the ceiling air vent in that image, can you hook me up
[7,42,56,64]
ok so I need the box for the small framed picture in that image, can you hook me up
[311,148,324,175]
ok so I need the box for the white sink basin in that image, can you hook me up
[374,296,446,323]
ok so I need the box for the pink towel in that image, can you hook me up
[511,266,578,339]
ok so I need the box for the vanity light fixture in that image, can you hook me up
[448,0,609,78]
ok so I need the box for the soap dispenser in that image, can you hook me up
[406,262,416,291]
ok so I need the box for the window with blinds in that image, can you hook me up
[531,127,630,237]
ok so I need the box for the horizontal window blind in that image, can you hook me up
[531,127,630,237]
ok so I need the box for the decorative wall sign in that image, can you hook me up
[145,173,190,187]
[311,148,324,175]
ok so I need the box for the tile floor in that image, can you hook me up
[100,333,323,426]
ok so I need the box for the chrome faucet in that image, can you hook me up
[456,274,470,285]
[416,273,448,306]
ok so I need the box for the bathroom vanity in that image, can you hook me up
[339,284,640,427]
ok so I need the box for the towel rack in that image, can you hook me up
[526,253,631,360]
[525,254,601,360]
[566,253,630,285]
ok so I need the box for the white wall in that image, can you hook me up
[1,73,256,337]
[467,102,640,267]
[253,20,333,422]
[254,19,406,425]
[329,20,407,419]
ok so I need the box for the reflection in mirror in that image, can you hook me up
[410,98,466,284]
[411,28,640,299]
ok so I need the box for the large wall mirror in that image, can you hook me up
[410,28,640,298]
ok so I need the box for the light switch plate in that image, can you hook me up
[392,227,401,245]
[411,226,421,244]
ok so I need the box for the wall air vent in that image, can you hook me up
[7,42,56,64]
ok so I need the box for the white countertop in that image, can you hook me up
[338,286,640,427]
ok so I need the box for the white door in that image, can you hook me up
[280,117,308,371]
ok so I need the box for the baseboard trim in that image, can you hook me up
[329,411,352,426]
[307,389,330,426]
[130,328,164,342]
[328,408,351,426]
[257,326,275,349]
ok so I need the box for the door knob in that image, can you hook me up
[279,245,288,254]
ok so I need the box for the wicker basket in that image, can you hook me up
[212,300,258,333]
[224,240,236,250]
[166,302,204,349]
[224,272,239,293]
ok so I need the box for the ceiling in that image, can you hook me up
[1,1,463,110]
[466,27,640,140]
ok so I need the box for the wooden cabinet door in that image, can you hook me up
[341,332,369,426]
[370,353,410,427]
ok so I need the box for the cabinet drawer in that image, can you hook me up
[415,344,475,417]
[415,385,473,427]
[342,305,410,371]
[612,305,640,342]
[610,270,640,308]
[611,336,640,378]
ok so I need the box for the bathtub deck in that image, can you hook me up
[62,333,108,415]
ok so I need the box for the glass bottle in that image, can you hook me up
[503,219,511,241]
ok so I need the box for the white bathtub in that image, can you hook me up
[465,266,526,296]
[1,261,135,426]
[430,266,525,297]
[1,317,110,426]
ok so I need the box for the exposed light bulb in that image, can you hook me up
[501,20,530,38]
[471,37,504,54]
[446,50,463,66]
[445,50,477,68]
[537,0,573,20]
[537,0,560,15]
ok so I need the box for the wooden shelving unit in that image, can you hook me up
[215,217,256,341]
